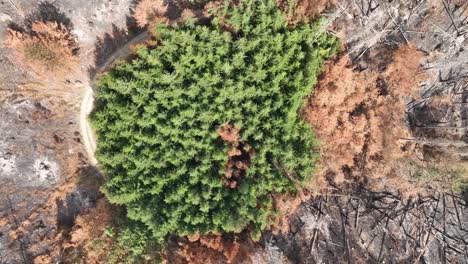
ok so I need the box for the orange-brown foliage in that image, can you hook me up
[218,123,240,143]
[61,199,115,263]
[268,45,427,237]
[304,44,425,194]
[180,8,197,22]
[203,0,224,17]
[133,0,168,27]
[5,21,77,74]
[199,235,241,263]
[218,124,252,189]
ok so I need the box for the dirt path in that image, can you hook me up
[79,31,150,165]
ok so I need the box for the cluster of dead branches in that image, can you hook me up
[263,188,468,263]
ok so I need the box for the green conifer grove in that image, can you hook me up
[91,0,338,242]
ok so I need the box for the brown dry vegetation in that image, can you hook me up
[276,0,336,25]
[166,234,247,263]
[218,124,253,189]
[5,21,77,75]
[304,44,426,195]
[133,0,169,27]
[180,8,198,23]
[265,44,429,241]
[264,45,428,233]
[218,123,240,143]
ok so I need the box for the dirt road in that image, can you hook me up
[79,31,150,165]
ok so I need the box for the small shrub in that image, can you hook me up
[452,179,468,193]
[5,21,77,73]
[107,221,155,264]
[411,161,468,192]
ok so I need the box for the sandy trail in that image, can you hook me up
[79,31,150,165]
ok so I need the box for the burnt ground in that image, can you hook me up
[0,0,467,263]
[257,187,468,263]
[0,0,137,263]
[334,0,468,165]
[249,0,468,263]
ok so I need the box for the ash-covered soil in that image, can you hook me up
[0,0,467,263]
[0,0,136,263]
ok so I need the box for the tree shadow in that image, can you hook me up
[165,0,186,20]
[462,188,468,205]
[25,1,73,29]
[56,187,99,230]
[56,164,104,231]
[132,0,185,21]
[6,21,24,33]
[6,1,73,34]
[88,13,144,80]
[78,164,105,188]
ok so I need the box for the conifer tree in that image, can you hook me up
[92,0,338,242]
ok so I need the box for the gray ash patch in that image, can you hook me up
[0,97,62,188]
[32,159,59,186]
[0,150,16,176]
[0,94,83,263]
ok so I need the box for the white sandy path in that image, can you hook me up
[79,31,150,165]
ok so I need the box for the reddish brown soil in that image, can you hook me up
[62,199,115,263]
[134,0,210,30]
[293,0,336,22]
[304,44,426,195]
[271,192,307,234]
[0,97,85,264]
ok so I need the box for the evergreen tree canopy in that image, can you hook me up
[92,0,338,242]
